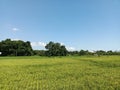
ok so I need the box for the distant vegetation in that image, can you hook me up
[0,39,120,56]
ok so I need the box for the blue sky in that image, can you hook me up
[0,0,120,51]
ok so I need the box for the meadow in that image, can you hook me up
[0,56,120,90]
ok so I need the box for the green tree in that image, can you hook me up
[106,50,113,55]
[0,39,33,56]
[96,50,106,56]
[79,50,86,56]
[45,41,67,56]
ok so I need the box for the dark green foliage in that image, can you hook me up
[106,50,113,55]
[68,51,79,56]
[95,50,107,56]
[33,50,45,56]
[79,50,87,56]
[0,39,33,56]
[68,50,120,56]
[94,50,120,56]
[79,50,90,56]
[45,41,67,56]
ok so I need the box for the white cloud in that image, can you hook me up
[12,28,19,31]
[60,43,75,51]
[31,42,46,47]
[60,42,65,45]
[31,42,37,46]
[38,42,46,47]
[11,38,20,41]
[66,46,76,51]
[31,41,76,51]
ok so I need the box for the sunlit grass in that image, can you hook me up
[0,56,120,90]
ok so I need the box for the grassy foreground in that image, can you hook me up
[0,56,120,90]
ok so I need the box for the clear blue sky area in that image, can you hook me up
[0,0,120,51]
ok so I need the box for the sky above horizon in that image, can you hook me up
[0,0,120,51]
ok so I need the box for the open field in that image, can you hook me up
[0,56,120,90]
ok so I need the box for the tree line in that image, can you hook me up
[0,39,120,56]
[34,50,120,56]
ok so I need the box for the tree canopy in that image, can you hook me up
[0,39,33,56]
[45,41,67,56]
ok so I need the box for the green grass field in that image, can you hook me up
[0,56,120,90]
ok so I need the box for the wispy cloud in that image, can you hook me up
[12,28,19,31]
[11,38,20,41]
[31,42,46,47]
[5,24,20,32]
